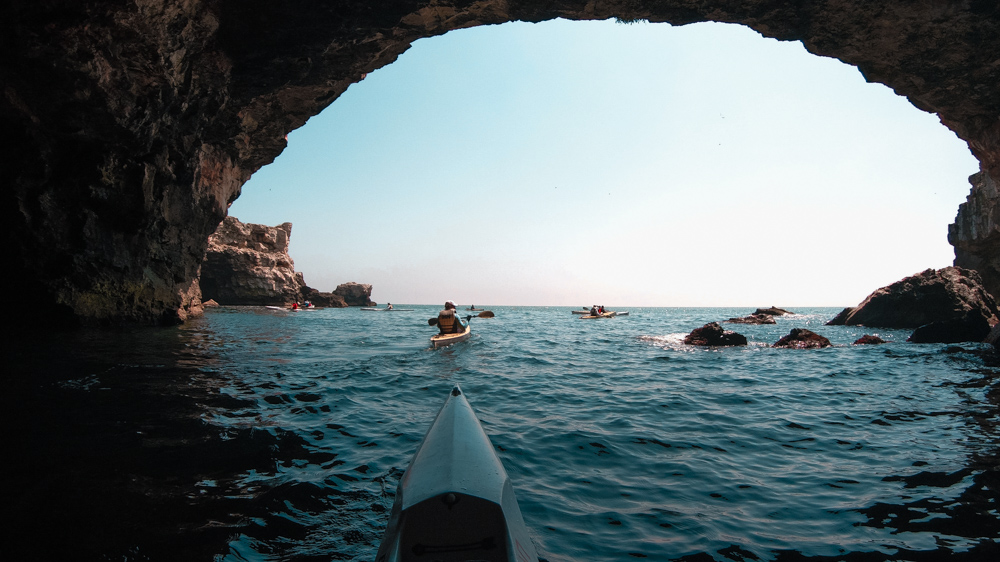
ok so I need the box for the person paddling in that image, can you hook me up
[387,302,393,310]
[437,300,467,334]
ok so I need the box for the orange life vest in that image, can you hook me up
[438,310,457,333]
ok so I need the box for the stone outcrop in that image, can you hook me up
[754,307,793,316]
[725,314,776,325]
[200,216,304,305]
[200,216,361,307]
[853,334,885,345]
[331,282,375,307]
[825,267,999,331]
[683,322,747,346]
[7,2,1000,325]
[907,317,991,344]
[773,328,832,349]
[950,172,1000,300]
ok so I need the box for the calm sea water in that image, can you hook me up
[5,306,1000,561]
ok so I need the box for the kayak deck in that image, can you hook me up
[374,386,538,562]
[430,323,471,348]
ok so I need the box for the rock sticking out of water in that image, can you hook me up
[773,328,832,349]
[683,322,747,346]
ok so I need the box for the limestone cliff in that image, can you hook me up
[950,172,1000,299]
[5,1,1000,325]
[200,217,304,306]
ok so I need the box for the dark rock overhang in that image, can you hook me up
[4,0,1000,326]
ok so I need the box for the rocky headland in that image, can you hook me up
[6,2,1000,325]
[826,266,999,343]
[201,216,373,307]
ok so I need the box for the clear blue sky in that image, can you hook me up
[228,19,977,307]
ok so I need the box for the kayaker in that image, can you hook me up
[590,305,599,316]
[437,300,466,334]
[292,302,299,310]
[387,302,393,310]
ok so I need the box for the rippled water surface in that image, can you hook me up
[6,306,1000,561]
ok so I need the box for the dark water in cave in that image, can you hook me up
[4,306,999,561]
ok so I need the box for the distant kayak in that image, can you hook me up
[374,385,539,562]
[361,307,414,311]
[579,312,615,319]
[430,323,471,348]
[466,307,485,311]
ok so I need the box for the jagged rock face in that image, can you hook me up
[200,216,303,305]
[950,172,1000,299]
[827,266,999,329]
[333,282,375,307]
[5,1,1000,325]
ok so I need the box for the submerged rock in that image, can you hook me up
[773,328,832,349]
[684,322,747,347]
[824,267,998,333]
[725,314,776,325]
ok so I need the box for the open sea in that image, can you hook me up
[5,306,1000,561]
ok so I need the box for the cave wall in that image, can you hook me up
[4,0,1000,325]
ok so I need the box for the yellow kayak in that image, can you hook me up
[579,312,615,319]
[430,323,471,348]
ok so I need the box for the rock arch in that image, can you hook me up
[3,0,1000,325]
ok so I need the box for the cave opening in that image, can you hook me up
[227,19,976,308]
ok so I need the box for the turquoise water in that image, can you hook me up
[6,306,1000,561]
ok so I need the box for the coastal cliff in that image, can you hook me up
[201,216,374,307]
[950,172,1000,299]
[201,217,305,306]
[5,1,1000,325]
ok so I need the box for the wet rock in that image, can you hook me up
[907,317,991,344]
[773,328,832,349]
[202,299,220,308]
[827,307,856,325]
[683,322,747,347]
[726,314,776,325]
[824,267,999,330]
[853,334,885,345]
[753,307,793,316]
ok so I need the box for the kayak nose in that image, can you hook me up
[452,385,462,396]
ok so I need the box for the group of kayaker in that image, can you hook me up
[590,304,607,316]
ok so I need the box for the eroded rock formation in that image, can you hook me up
[201,216,364,307]
[6,1,1000,325]
[201,216,304,305]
